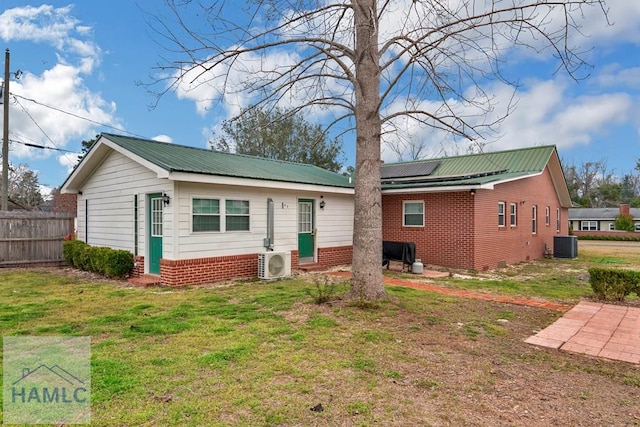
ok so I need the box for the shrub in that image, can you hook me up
[89,246,112,274]
[63,240,85,265]
[307,275,342,304]
[576,234,640,242]
[63,240,90,269]
[589,268,640,301]
[614,213,635,232]
[103,250,134,278]
[62,241,133,279]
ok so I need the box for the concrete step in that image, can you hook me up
[128,275,162,287]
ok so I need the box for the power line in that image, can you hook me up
[13,96,60,150]
[9,138,79,154]
[11,93,148,138]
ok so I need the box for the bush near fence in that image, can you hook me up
[63,240,133,279]
[588,267,640,301]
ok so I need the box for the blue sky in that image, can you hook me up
[1,1,639,195]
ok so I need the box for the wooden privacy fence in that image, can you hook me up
[0,211,75,267]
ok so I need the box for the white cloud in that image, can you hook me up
[0,5,117,172]
[0,5,100,60]
[379,74,634,162]
[595,65,640,89]
[59,152,78,174]
[152,134,173,143]
[496,79,632,150]
[0,5,76,47]
[10,65,118,160]
[582,3,640,45]
[173,48,303,117]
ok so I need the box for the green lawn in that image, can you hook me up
[1,244,639,426]
[390,242,640,302]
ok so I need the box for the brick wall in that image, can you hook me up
[382,191,475,269]
[472,167,568,270]
[382,166,568,271]
[292,246,352,269]
[152,245,352,286]
[52,192,77,215]
[317,245,353,268]
[160,254,258,286]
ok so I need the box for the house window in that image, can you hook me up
[545,206,550,226]
[609,223,615,231]
[193,198,220,232]
[403,201,424,227]
[226,200,250,231]
[580,221,598,231]
[556,208,561,232]
[532,205,537,234]
[510,203,517,226]
[636,223,640,232]
[498,202,506,227]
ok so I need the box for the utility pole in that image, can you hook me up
[1,48,9,211]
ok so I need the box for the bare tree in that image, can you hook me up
[147,0,608,300]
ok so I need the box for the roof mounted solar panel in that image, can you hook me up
[381,161,440,180]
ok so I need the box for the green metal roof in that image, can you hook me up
[381,145,557,189]
[100,133,353,188]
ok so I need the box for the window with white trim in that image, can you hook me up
[193,198,220,232]
[545,206,550,226]
[498,202,506,227]
[403,201,424,227]
[225,200,250,231]
[609,223,615,231]
[532,205,537,234]
[580,221,598,231]
[510,203,517,226]
[556,208,561,232]
[636,223,640,232]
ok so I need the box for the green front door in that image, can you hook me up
[298,199,315,262]
[148,193,163,275]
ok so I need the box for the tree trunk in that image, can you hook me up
[349,0,386,301]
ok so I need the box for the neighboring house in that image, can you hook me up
[569,204,640,232]
[380,145,572,271]
[61,133,355,286]
[61,134,572,284]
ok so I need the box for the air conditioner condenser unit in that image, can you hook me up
[258,251,292,279]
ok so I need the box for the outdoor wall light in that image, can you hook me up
[319,196,326,209]
[469,189,476,196]
[162,192,170,206]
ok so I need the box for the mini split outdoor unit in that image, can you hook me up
[258,252,292,279]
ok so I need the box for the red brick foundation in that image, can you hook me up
[144,245,353,287]
[132,255,145,278]
[160,254,258,286]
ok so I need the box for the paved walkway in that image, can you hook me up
[328,270,640,364]
[525,301,640,364]
[327,270,572,311]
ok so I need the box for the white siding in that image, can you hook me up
[78,151,171,256]
[315,193,354,247]
[174,183,354,259]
